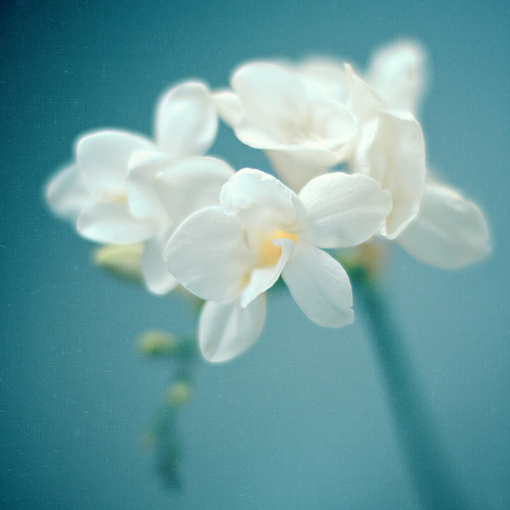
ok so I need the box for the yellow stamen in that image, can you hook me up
[258,230,299,267]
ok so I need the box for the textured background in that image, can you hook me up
[1,0,509,508]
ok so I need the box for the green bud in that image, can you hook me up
[167,381,192,406]
[138,330,178,357]
[93,244,144,284]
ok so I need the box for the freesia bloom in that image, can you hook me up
[46,81,217,242]
[213,62,358,191]
[165,169,392,362]
[45,81,231,294]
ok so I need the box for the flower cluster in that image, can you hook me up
[46,40,491,362]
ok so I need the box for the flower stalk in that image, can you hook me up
[350,265,472,510]
[138,329,199,488]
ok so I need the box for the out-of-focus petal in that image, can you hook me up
[353,118,379,177]
[397,180,491,269]
[45,164,93,223]
[231,62,310,143]
[282,244,354,328]
[127,150,172,224]
[355,111,426,239]
[157,157,234,224]
[199,295,266,362]
[345,64,386,123]
[164,206,251,303]
[77,203,156,243]
[299,172,392,248]
[236,94,356,153]
[296,58,349,102]
[142,235,179,295]
[156,82,218,160]
[212,89,243,126]
[220,168,305,229]
[367,40,428,115]
[265,150,332,192]
[77,130,155,196]
[240,237,295,308]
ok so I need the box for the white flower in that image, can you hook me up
[165,169,392,362]
[45,81,234,294]
[46,81,218,243]
[294,39,427,116]
[283,51,429,236]
[214,62,358,191]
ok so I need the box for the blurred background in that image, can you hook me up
[1,0,509,508]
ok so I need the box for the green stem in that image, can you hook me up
[351,267,471,510]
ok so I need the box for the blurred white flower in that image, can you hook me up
[295,39,427,116]
[213,62,358,191]
[165,168,392,362]
[45,81,232,294]
[46,81,218,242]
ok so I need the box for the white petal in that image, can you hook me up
[156,157,234,224]
[282,244,354,328]
[367,40,428,115]
[396,180,491,269]
[127,150,173,223]
[263,98,357,190]
[45,164,93,223]
[77,203,156,243]
[77,131,156,196]
[141,235,178,295]
[353,118,378,180]
[164,206,251,302]
[231,62,310,144]
[155,81,218,159]
[296,58,349,102]
[199,295,266,362]
[220,168,305,228]
[345,64,386,122]
[355,111,426,239]
[299,172,392,248]
[266,149,332,192]
[212,89,243,126]
[240,237,295,308]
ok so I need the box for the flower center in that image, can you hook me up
[258,229,299,267]
[112,192,128,204]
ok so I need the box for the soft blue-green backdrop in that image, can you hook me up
[1,0,509,508]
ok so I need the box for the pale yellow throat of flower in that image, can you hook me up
[240,229,300,291]
[111,192,129,204]
[257,229,299,268]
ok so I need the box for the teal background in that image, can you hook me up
[1,0,509,508]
